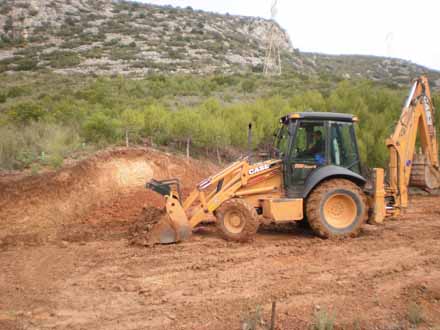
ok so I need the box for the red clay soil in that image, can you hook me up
[1,148,440,330]
[0,147,217,246]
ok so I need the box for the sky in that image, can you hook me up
[138,0,440,71]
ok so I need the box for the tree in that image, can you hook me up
[172,109,202,159]
[143,104,172,145]
[119,109,144,147]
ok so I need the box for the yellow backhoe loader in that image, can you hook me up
[145,76,439,245]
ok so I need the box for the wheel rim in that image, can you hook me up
[224,210,245,234]
[323,193,357,229]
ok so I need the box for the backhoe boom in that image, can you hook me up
[386,76,440,211]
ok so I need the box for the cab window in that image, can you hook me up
[274,124,289,158]
[330,122,360,173]
[291,121,326,165]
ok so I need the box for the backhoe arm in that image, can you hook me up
[386,76,439,210]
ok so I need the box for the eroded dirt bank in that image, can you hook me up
[0,147,218,246]
[1,149,440,329]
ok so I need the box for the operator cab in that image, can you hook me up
[274,112,362,198]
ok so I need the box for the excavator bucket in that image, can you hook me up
[410,153,440,190]
[145,179,192,245]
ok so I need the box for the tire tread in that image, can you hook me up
[216,199,259,242]
[306,179,367,238]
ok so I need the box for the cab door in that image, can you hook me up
[329,121,361,174]
[285,120,328,198]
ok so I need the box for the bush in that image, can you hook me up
[110,47,137,61]
[46,51,81,68]
[15,58,38,71]
[0,122,81,170]
[241,79,257,94]
[7,102,46,124]
[82,111,121,143]
[7,86,28,98]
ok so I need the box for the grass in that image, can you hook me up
[0,122,81,170]
[241,305,265,330]
[408,302,423,327]
[312,308,334,330]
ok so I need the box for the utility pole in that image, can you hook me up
[263,0,282,76]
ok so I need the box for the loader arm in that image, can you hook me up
[145,157,282,244]
[386,76,440,210]
[184,158,282,227]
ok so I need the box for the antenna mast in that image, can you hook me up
[263,0,282,76]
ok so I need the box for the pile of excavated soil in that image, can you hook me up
[0,147,218,248]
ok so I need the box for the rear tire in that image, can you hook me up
[216,199,259,242]
[306,179,367,238]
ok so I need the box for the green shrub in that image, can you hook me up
[110,47,137,61]
[82,111,121,143]
[241,79,257,94]
[15,58,38,71]
[46,51,81,68]
[7,86,28,98]
[7,102,46,124]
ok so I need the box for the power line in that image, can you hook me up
[263,0,282,76]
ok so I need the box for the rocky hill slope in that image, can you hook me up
[0,0,439,89]
[0,0,291,75]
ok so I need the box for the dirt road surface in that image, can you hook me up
[1,149,440,329]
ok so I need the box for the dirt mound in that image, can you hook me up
[0,147,218,247]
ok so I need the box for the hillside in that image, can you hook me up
[0,0,292,75]
[0,0,439,174]
[0,0,439,89]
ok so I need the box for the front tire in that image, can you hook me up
[216,199,259,242]
[306,179,367,238]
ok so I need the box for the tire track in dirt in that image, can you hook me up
[2,195,436,330]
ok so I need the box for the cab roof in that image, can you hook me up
[281,112,358,123]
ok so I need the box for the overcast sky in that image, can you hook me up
[138,0,440,71]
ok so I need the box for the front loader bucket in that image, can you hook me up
[146,196,192,245]
[144,179,192,245]
[410,153,440,190]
